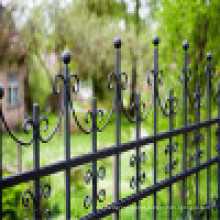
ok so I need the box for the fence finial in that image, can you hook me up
[114,37,121,49]
[207,52,212,61]
[183,40,189,50]
[62,50,71,64]
[0,86,4,99]
[153,35,160,45]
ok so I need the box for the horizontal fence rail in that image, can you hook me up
[81,156,219,220]
[1,118,220,189]
[0,36,220,220]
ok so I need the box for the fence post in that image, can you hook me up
[92,98,97,214]
[182,40,189,220]
[113,37,121,220]
[135,93,141,220]
[168,89,174,220]
[0,86,4,220]
[153,35,159,220]
[33,103,41,219]
[62,50,71,219]
[217,82,220,220]
[206,52,212,219]
[195,84,201,219]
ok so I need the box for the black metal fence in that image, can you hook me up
[0,36,220,220]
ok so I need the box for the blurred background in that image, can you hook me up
[1,0,220,219]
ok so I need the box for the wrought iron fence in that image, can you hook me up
[0,36,220,220]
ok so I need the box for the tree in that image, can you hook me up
[18,0,140,103]
[86,0,125,18]
[64,1,136,100]
[0,3,23,63]
[157,0,220,121]
[4,0,151,108]
[0,4,11,58]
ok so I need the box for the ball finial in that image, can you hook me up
[0,86,4,99]
[114,37,122,49]
[62,50,71,64]
[153,35,160,45]
[183,40,189,50]
[207,52,212,61]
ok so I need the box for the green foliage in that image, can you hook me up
[157,0,220,82]
[0,4,14,58]
[86,0,125,18]
[154,0,220,132]
[2,183,25,219]
[2,174,59,219]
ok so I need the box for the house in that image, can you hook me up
[0,3,27,129]
[0,55,27,129]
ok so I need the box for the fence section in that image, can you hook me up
[0,36,220,220]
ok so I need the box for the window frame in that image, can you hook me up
[7,73,20,108]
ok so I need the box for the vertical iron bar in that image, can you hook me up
[153,36,159,220]
[195,84,201,220]
[113,37,121,220]
[136,93,141,220]
[33,103,41,219]
[217,82,220,220]
[182,41,188,220]
[62,51,71,219]
[206,53,211,219]
[0,90,3,220]
[92,98,97,214]
[169,89,174,220]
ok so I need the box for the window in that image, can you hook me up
[8,74,19,107]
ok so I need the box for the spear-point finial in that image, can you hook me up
[62,50,71,64]
[114,37,122,49]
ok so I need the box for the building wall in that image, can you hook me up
[0,65,25,129]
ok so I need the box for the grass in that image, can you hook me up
[2,104,220,219]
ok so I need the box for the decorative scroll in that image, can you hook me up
[1,114,33,146]
[22,183,51,217]
[83,194,92,209]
